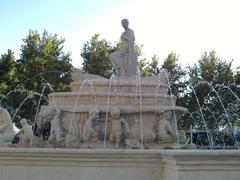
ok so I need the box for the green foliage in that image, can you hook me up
[81,34,115,78]
[138,58,149,77]
[139,55,160,77]
[181,51,240,136]
[148,54,160,75]
[81,34,145,78]
[194,51,234,85]
[161,52,187,106]
[1,30,72,127]
[234,67,240,84]
[1,29,240,146]
[17,30,72,92]
[139,52,187,101]
[162,52,179,75]
[0,50,18,93]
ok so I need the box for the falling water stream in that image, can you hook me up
[190,81,240,149]
[11,92,42,122]
[189,82,213,149]
[103,75,115,148]
[0,89,27,105]
[29,83,54,148]
[65,79,96,148]
[205,82,239,149]
[138,72,144,149]
[161,69,180,149]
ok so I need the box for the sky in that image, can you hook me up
[1,0,240,69]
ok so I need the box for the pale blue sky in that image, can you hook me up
[0,0,124,65]
[1,0,240,69]
[0,0,125,33]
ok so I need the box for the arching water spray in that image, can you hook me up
[103,75,115,148]
[205,82,239,149]
[30,83,54,148]
[0,89,27,104]
[189,82,213,149]
[161,68,180,149]
[11,92,42,122]
[65,79,95,148]
[136,69,144,149]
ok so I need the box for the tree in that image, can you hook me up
[161,52,187,106]
[138,58,149,77]
[139,54,161,77]
[17,30,72,92]
[0,49,18,94]
[147,54,161,75]
[7,30,73,126]
[0,50,22,121]
[81,34,115,78]
[81,34,146,78]
[182,51,239,146]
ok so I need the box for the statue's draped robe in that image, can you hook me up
[110,28,137,77]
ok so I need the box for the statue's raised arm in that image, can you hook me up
[109,19,138,77]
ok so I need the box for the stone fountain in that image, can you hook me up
[0,19,239,180]
[36,18,187,150]
[39,66,187,149]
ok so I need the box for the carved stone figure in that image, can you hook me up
[41,105,59,121]
[82,108,99,143]
[14,20,189,150]
[65,133,80,148]
[110,19,138,77]
[125,138,141,149]
[109,107,130,148]
[156,113,187,144]
[29,135,46,148]
[48,106,65,147]
[17,118,33,147]
[178,130,187,144]
[156,113,177,143]
[125,119,155,149]
[37,105,63,140]
[71,67,106,81]
[0,105,15,145]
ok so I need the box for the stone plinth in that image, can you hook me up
[70,79,168,94]
[49,78,176,107]
[0,148,239,180]
[49,92,176,106]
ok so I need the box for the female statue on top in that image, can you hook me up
[110,19,138,77]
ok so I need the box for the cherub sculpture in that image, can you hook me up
[82,108,99,143]
[156,113,186,144]
[156,113,176,143]
[109,107,130,148]
[17,118,33,147]
[48,105,65,146]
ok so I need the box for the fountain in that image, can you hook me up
[0,19,240,180]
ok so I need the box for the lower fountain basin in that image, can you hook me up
[0,148,239,180]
